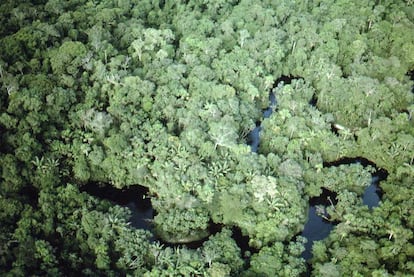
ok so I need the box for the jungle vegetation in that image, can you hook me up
[0,0,413,276]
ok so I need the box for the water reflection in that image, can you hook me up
[301,189,337,261]
[362,175,382,209]
[301,168,387,264]
[248,126,261,153]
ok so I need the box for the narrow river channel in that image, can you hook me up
[80,76,388,274]
[247,77,387,268]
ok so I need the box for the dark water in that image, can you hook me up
[247,92,276,152]
[79,75,388,273]
[323,158,387,213]
[80,183,153,231]
[125,201,153,230]
[300,161,387,276]
[363,175,383,209]
[247,76,291,152]
[301,189,337,261]
[247,78,388,269]
[248,126,261,153]
[300,173,385,263]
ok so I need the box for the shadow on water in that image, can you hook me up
[231,226,260,262]
[80,182,225,248]
[80,183,153,231]
[160,222,223,249]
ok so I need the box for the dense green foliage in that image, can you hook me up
[1,0,413,275]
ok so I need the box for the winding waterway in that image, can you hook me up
[300,170,386,262]
[81,76,388,273]
[248,77,387,266]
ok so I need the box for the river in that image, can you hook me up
[80,76,387,273]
